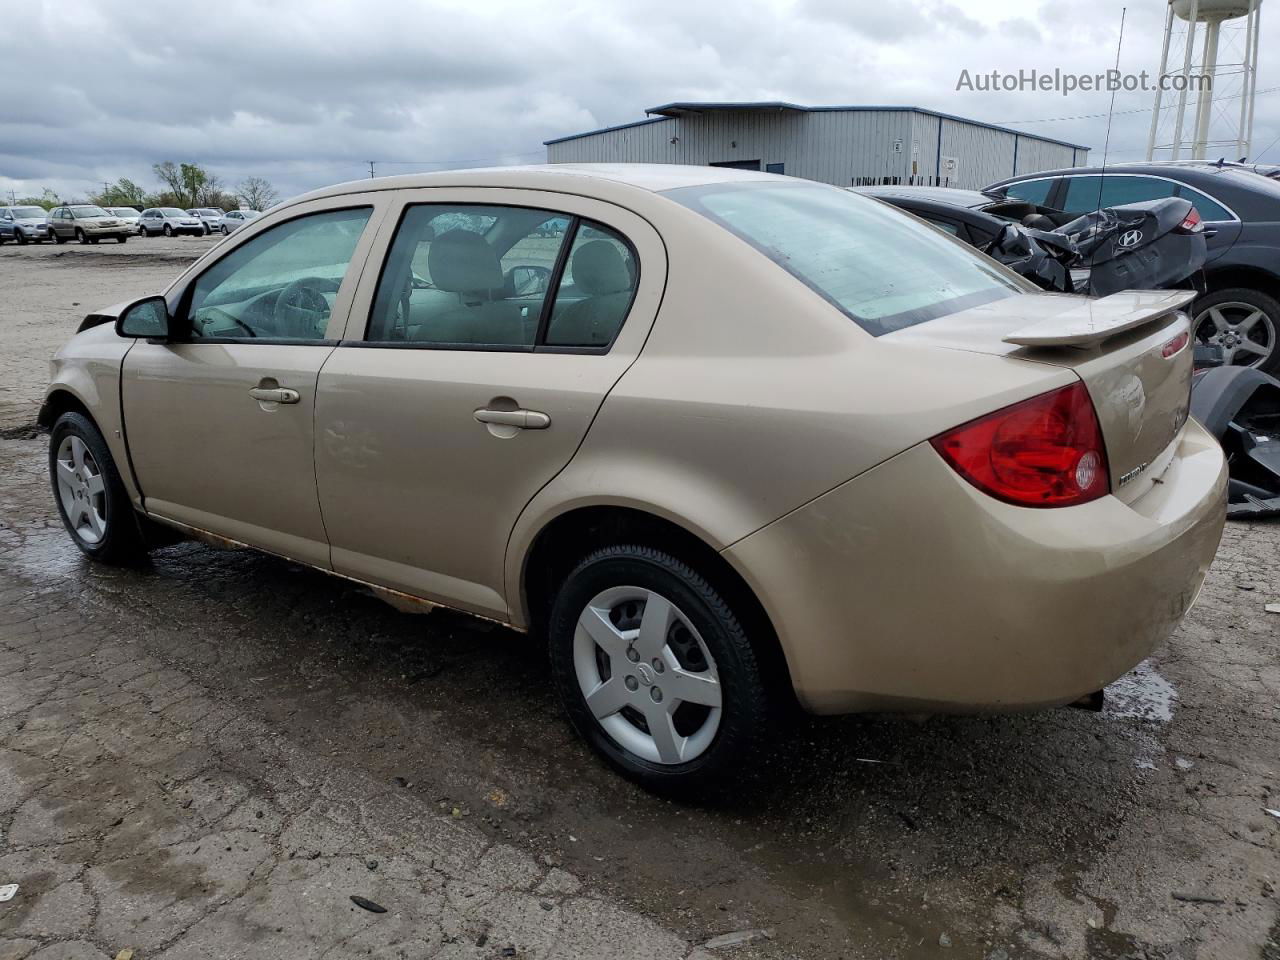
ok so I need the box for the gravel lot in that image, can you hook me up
[0,240,1277,959]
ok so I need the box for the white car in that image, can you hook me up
[106,207,141,226]
[219,209,260,234]
[136,208,205,237]
[187,208,225,234]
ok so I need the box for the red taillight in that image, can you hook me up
[1162,330,1190,358]
[1177,208,1203,233]
[930,382,1110,508]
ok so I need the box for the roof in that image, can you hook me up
[854,185,996,208]
[544,102,1090,151]
[284,162,784,209]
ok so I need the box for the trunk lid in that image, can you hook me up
[889,290,1197,504]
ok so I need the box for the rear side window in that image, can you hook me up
[366,205,638,350]
[666,182,1024,335]
[1178,185,1234,222]
[1062,175,1177,214]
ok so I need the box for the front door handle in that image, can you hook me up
[249,387,300,404]
[474,408,551,429]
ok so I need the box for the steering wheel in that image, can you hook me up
[273,277,331,338]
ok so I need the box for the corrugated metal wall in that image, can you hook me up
[547,109,1085,190]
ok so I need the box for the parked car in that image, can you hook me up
[187,208,225,234]
[40,166,1227,791]
[46,205,130,244]
[136,208,205,237]
[987,163,1280,374]
[219,208,259,234]
[0,205,52,244]
[106,207,141,225]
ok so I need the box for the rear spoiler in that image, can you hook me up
[1003,290,1196,348]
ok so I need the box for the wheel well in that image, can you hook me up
[522,506,797,708]
[37,389,94,431]
[1201,266,1280,301]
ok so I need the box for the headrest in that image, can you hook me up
[428,229,502,294]
[571,240,630,296]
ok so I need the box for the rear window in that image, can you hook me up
[665,182,1025,335]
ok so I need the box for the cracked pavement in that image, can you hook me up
[0,242,1278,959]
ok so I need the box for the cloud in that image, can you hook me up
[1,0,1277,202]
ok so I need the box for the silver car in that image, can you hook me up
[107,207,141,226]
[136,208,205,237]
[0,206,52,244]
[46,205,130,244]
[219,209,260,234]
[187,208,225,234]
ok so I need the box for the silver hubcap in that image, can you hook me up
[574,586,722,765]
[55,435,107,544]
[1196,301,1275,367]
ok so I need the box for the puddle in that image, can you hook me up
[1105,661,1177,724]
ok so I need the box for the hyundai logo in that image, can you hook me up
[1118,229,1143,248]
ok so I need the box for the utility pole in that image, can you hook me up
[367,161,376,179]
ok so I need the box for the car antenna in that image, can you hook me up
[1095,7,1128,214]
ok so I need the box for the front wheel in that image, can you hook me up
[75,228,88,244]
[116,235,127,244]
[15,231,27,245]
[49,412,148,564]
[163,224,173,237]
[548,545,771,793]
[220,225,229,235]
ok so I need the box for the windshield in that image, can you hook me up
[70,205,109,218]
[666,182,1026,335]
[198,209,221,216]
[12,207,45,219]
[160,208,187,217]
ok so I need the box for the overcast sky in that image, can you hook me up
[3,0,1277,203]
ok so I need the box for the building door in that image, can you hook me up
[709,160,761,170]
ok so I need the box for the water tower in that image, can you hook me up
[1145,0,1263,161]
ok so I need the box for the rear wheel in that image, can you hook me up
[1194,288,1280,375]
[48,412,148,564]
[548,545,770,793]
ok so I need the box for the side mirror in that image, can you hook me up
[116,295,170,340]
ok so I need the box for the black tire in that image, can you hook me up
[89,237,99,244]
[548,544,771,794]
[220,224,229,235]
[1194,287,1280,376]
[15,232,26,245]
[48,411,149,565]
[163,224,173,237]
[75,228,87,244]
[116,235,127,244]
[51,229,65,244]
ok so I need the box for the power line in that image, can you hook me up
[995,84,1280,126]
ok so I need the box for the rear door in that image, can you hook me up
[121,195,386,566]
[315,188,666,619]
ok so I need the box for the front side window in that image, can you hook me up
[185,206,372,341]
[666,182,1024,335]
[368,205,568,346]
[1002,178,1055,206]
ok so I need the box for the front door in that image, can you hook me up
[315,190,666,619]
[121,201,382,567]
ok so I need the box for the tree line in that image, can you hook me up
[11,162,280,212]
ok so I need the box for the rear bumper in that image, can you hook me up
[724,418,1228,715]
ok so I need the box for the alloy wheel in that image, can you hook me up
[55,435,107,545]
[573,586,722,765]
[1195,301,1276,367]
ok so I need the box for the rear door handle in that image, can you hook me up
[249,387,300,404]
[474,408,551,429]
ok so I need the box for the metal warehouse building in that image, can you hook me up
[545,102,1089,190]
